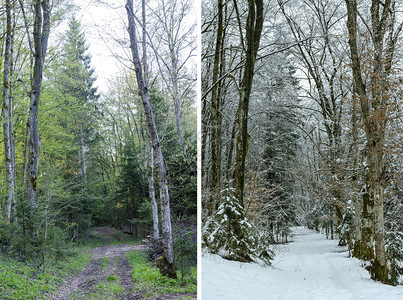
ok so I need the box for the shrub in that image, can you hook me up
[203,187,273,265]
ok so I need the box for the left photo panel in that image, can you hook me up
[0,0,197,299]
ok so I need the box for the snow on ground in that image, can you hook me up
[202,227,403,299]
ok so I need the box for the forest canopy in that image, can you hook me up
[202,0,403,285]
[0,0,196,296]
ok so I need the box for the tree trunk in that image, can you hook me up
[27,0,51,207]
[234,0,264,207]
[142,0,160,242]
[351,95,362,257]
[126,0,176,278]
[344,0,396,282]
[208,0,224,215]
[2,0,15,222]
[22,119,30,193]
[147,139,160,240]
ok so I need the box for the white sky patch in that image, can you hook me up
[72,0,128,93]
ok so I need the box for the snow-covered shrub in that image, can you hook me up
[386,225,403,285]
[337,200,355,251]
[306,204,322,232]
[202,188,273,265]
[385,186,403,285]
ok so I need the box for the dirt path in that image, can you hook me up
[50,227,145,300]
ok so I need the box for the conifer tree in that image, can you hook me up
[56,18,99,238]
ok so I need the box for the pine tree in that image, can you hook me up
[55,17,99,239]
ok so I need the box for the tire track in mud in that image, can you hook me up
[50,227,144,300]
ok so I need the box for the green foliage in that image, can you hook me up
[94,280,123,295]
[0,248,90,300]
[173,222,197,284]
[0,195,70,268]
[128,202,153,230]
[126,251,196,298]
[101,255,109,269]
[168,140,197,216]
[114,139,148,232]
[106,274,118,282]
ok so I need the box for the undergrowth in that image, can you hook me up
[0,249,91,299]
[126,251,196,299]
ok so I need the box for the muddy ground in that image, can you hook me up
[49,227,195,300]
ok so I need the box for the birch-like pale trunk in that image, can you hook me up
[126,0,175,277]
[2,0,15,222]
[142,0,159,241]
[27,0,50,207]
[147,140,160,240]
[9,9,17,222]
[22,119,29,192]
[172,70,185,150]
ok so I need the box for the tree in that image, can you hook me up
[59,18,99,188]
[126,0,176,278]
[26,0,51,208]
[278,0,348,229]
[2,0,16,222]
[344,0,401,282]
[234,0,264,207]
[207,0,224,216]
[149,0,196,151]
[47,17,100,238]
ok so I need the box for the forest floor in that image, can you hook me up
[50,227,195,300]
[202,227,403,299]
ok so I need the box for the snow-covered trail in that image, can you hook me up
[202,227,403,299]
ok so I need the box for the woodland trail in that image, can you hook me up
[50,227,144,300]
[203,227,403,299]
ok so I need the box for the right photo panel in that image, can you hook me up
[201,0,403,299]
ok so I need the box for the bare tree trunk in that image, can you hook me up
[126,0,176,278]
[344,0,398,283]
[226,106,239,183]
[345,0,374,261]
[351,95,362,256]
[209,0,224,215]
[147,139,160,240]
[27,0,51,207]
[10,10,17,222]
[234,0,264,207]
[22,119,30,192]
[141,0,159,241]
[2,0,15,222]
[201,94,209,214]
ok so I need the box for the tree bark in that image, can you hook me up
[147,140,160,240]
[141,0,159,241]
[234,0,264,207]
[208,0,224,215]
[2,0,15,222]
[344,0,397,283]
[27,0,51,207]
[351,94,362,256]
[126,0,176,278]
